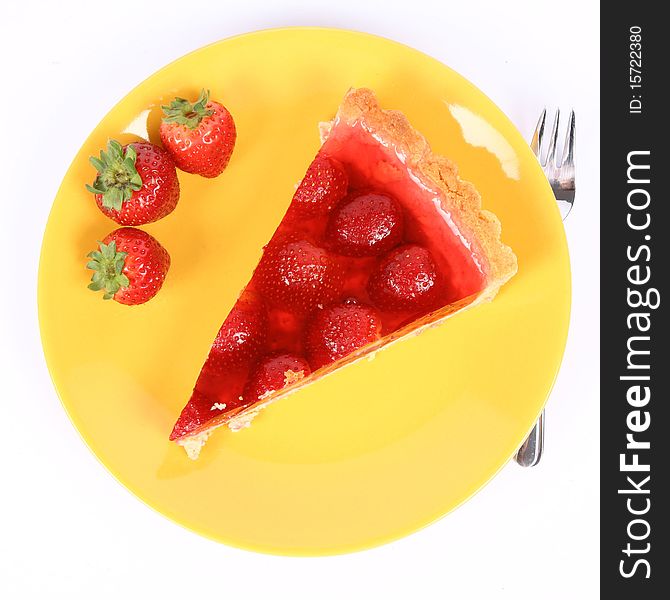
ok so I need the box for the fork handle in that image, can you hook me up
[515,411,544,467]
[514,203,567,467]
[515,182,569,468]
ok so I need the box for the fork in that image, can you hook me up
[514,108,575,467]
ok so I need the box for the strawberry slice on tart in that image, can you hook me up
[171,88,517,459]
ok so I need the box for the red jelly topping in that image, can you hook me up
[170,119,486,441]
[305,299,383,370]
[325,192,404,257]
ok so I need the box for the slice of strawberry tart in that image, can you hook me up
[170,88,517,459]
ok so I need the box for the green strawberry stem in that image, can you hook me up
[161,89,214,129]
[86,140,143,211]
[86,240,130,300]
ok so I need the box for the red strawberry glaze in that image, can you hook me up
[285,156,349,219]
[255,236,344,314]
[243,354,311,404]
[325,192,404,257]
[367,244,442,313]
[305,300,383,370]
[206,290,267,370]
[171,118,486,443]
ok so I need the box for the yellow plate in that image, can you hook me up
[39,28,570,555]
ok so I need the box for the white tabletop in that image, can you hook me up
[0,1,599,598]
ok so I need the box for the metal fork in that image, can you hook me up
[514,108,575,467]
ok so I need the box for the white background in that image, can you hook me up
[0,1,599,598]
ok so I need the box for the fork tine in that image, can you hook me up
[560,109,576,167]
[545,109,560,167]
[530,108,546,160]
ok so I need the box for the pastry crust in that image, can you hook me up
[176,88,517,458]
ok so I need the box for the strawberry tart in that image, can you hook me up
[170,88,517,458]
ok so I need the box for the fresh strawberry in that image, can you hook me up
[159,89,236,178]
[367,244,441,312]
[256,237,343,313]
[325,192,404,256]
[286,155,349,219]
[87,140,179,225]
[243,353,311,404]
[305,300,382,370]
[206,290,267,371]
[86,227,170,305]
